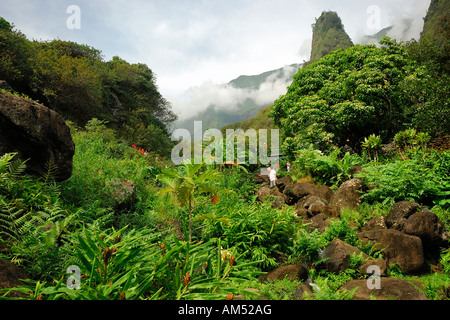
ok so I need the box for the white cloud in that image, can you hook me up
[0,0,431,120]
[172,64,298,119]
[386,0,430,41]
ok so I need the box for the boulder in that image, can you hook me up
[359,259,388,277]
[258,264,309,282]
[330,178,363,210]
[304,213,331,232]
[294,195,327,211]
[403,211,450,260]
[270,196,285,209]
[0,259,30,298]
[339,278,428,300]
[349,165,362,177]
[291,182,321,200]
[320,238,368,273]
[253,171,269,184]
[275,176,292,193]
[386,201,421,231]
[109,179,137,212]
[294,283,315,300]
[358,229,424,273]
[309,204,340,219]
[0,91,75,181]
[257,186,286,208]
[257,186,271,203]
[361,216,387,232]
[295,208,309,221]
[286,181,332,205]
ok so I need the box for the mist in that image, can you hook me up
[172,64,298,121]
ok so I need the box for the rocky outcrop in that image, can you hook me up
[386,201,421,231]
[320,238,368,273]
[253,169,448,300]
[339,278,428,300]
[329,178,363,210]
[358,229,424,273]
[310,11,354,62]
[259,264,309,282]
[0,90,75,181]
[403,211,449,262]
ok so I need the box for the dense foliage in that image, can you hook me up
[0,18,176,156]
[272,37,449,159]
[0,10,449,301]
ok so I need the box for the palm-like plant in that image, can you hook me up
[157,159,223,242]
[362,134,382,162]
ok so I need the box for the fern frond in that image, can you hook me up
[40,157,58,184]
[0,197,25,241]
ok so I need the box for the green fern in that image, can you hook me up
[40,157,59,184]
[0,197,25,241]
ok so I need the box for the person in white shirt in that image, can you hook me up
[268,167,277,188]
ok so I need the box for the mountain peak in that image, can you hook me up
[310,11,353,62]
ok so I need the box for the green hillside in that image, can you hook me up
[310,11,354,62]
[175,63,302,136]
[225,11,354,132]
[221,104,276,132]
[421,0,450,46]
[0,17,176,156]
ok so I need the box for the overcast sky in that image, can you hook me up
[0,0,430,118]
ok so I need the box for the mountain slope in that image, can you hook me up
[310,11,354,62]
[421,0,449,48]
[175,63,302,136]
[225,11,354,132]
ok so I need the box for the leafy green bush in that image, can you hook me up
[0,153,77,280]
[394,129,430,150]
[1,226,261,300]
[291,228,328,265]
[200,195,296,270]
[272,39,420,155]
[291,147,363,187]
[361,134,382,162]
[305,273,357,300]
[60,120,161,225]
[357,159,445,205]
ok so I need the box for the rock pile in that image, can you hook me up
[255,172,450,300]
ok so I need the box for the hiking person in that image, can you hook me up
[268,167,277,188]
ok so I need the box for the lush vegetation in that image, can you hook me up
[0,10,449,301]
[272,37,449,159]
[0,17,176,157]
[1,119,449,300]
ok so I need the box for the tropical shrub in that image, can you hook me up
[394,129,430,150]
[1,226,261,300]
[272,37,447,158]
[200,195,297,270]
[361,134,382,162]
[356,159,445,205]
[291,147,363,187]
[157,160,224,242]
